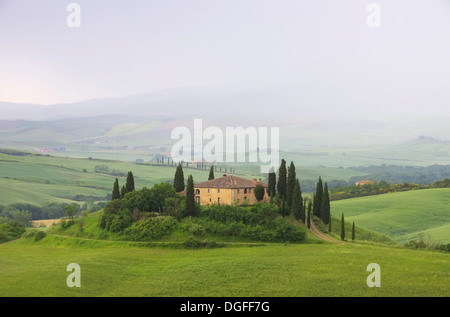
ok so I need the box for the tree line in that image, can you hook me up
[330,178,450,201]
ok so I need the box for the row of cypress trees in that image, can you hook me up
[267,159,321,225]
[112,171,135,200]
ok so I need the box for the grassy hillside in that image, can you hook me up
[331,188,450,244]
[0,151,372,209]
[0,152,258,207]
[0,235,448,297]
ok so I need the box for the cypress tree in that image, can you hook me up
[286,161,296,208]
[125,171,135,193]
[208,165,215,180]
[307,200,312,229]
[340,213,345,241]
[173,164,185,192]
[112,178,120,200]
[321,182,330,225]
[313,177,323,218]
[291,179,302,220]
[352,222,355,241]
[268,168,276,198]
[120,185,127,199]
[254,184,265,202]
[301,198,306,224]
[185,175,195,217]
[277,159,287,201]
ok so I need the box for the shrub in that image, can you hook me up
[24,229,46,241]
[109,209,133,233]
[0,221,26,243]
[188,224,205,236]
[34,231,46,241]
[123,216,178,241]
[60,218,75,229]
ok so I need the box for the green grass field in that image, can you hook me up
[331,188,450,244]
[0,235,448,297]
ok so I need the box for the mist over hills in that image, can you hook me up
[1,85,450,165]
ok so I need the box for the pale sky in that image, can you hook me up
[1,0,450,118]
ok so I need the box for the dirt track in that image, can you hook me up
[308,220,342,244]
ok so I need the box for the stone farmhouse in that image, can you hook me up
[193,174,270,206]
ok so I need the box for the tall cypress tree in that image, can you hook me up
[208,165,215,180]
[173,164,185,192]
[277,159,287,201]
[185,175,195,217]
[112,178,120,200]
[340,213,345,241]
[307,200,312,229]
[286,161,296,208]
[352,222,355,241]
[313,177,323,218]
[291,179,302,220]
[301,198,306,224]
[321,182,330,225]
[120,185,127,199]
[268,168,276,198]
[125,171,135,193]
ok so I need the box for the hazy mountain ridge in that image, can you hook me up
[1,87,450,166]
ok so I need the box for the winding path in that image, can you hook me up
[307,221,342,244]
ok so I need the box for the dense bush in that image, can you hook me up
[60,218,75,229]
[0,221,26,243]
[199,204,306,242]
[99,183,182,232]
[23,229,46,241]
[123,216,178,241]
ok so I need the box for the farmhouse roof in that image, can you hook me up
[194,174,267,189]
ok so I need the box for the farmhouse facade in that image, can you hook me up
[193,174,270,206]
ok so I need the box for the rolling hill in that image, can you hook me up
[331,188,450,244]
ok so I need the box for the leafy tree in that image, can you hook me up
[268,168,276,197]
[126,171,135,193]
[0,221,26,243]
[65,204,76,220]
[286,161,296,208]
[185,175,195,217]
[173,164,185,192]
[321,182,330,225]
[277,159,287,201]
[254,184,265,202]
[112,178,120,200]
[12,210,32,227]
[313,177,323,218]
[150,182,177,212]
[341,213,345,241]
[208,165,215,180]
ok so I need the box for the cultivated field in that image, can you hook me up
[331,188,450,243]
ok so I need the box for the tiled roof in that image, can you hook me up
[194,174,267,189]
